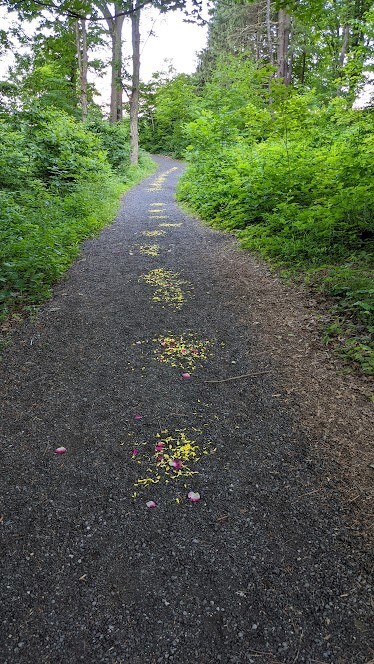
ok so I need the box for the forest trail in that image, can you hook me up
[1,156,372,664]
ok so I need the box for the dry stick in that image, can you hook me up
[204,371,270,384]
[294,487,324,501]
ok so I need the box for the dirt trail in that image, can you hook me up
[1,157,372,663]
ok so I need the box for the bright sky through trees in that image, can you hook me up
[0,5,208,106]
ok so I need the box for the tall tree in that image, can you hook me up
[94,1,125,122]
[276,7,290,82]
[75,17,88,119]
[129,0,141,162]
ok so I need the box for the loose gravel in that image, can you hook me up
[0,156,372,663]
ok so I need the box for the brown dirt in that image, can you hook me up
[212,239,374,543]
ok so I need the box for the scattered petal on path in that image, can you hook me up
[132,449,139,457]
[169,459,183,470]
[146,501,157,508]
[152,334,214,372]
[140,268,192,309]
[188,491,201,502]
[182,373,191,379]
[134,415,143,420]
[54,447,67,455]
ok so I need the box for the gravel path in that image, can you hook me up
[1,156,372,664]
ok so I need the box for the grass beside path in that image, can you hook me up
[0,155,156,339]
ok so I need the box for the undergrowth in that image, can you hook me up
[176,89,373,375]
[0,108,156,329]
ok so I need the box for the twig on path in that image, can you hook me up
[293,487,324,502]
[204,371,270,384]
[216,514,229,522]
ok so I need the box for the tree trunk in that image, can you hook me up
[110,8,125,123]
[130,4,141,165]
[339,25,350,67]
[277,7,291,83]
[75,18,88,120]
[266,0,273,65]
[95,2,125,123]
[286,19,294,85]
[300,49,306,84]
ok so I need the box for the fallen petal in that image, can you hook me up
[188,491,200,502]
[132,448,138,456]
[146,501,157,508]
[169,459,183,470]
[134,415,142,420]
[54,447,67,455]
[157,455,164,462]
[181,373,191,379]
[155,442,165,451]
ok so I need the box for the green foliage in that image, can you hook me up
[176,72,373,373]
[139,72,199,157]
[0,108,155,323]
[21,107,112,191]
[85,112,132,173]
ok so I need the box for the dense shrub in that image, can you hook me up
[139,74,199,158]
[176,84,373,373]
[0,109,155,322]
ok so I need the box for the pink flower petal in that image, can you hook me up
[134,415,142,420]
[181,373,191,379]
[155,442,165,452]
[132,448,138,456]
[54,447,67,455]
[188,491,200,502]
[156,454,164,462]
[146,501,157,508]
[169,459,183,470]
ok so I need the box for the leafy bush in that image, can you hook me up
[139,73,199,157]
[0,108,155,322]
[176,81,373,373]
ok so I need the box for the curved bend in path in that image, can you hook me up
[1,157,372,663]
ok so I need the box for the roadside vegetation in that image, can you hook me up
[0,107,154,328]
[0,2,156,332]
[139,2,373,375]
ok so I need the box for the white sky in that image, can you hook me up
[135,7,208,80]
[95,6,208,104]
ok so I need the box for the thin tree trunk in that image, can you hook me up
[266,0,273,65]
[339,25,350,67]
[75,18,88,120]
[111,9,125,123]
[287,19,294,85]
[95,1,124,123]
[337,25,350,96]
[255,4,260,62]
[277,7,291,83]
[130,4,141,164]
[300,49,306,84]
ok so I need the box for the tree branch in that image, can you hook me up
[20,0,176,22]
